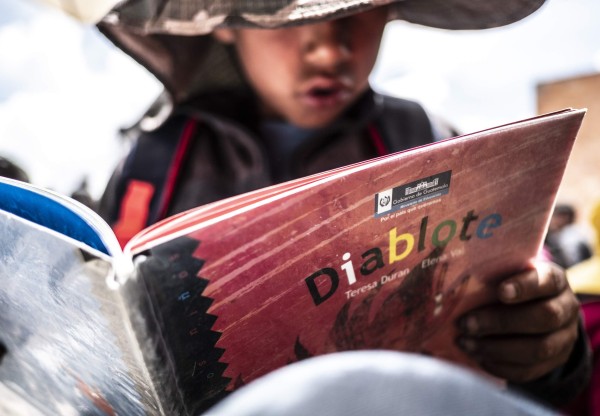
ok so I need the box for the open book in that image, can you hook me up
[0,109,585,415]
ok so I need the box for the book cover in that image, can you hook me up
[124,109,586,412]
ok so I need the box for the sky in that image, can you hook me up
[0,0,599,199]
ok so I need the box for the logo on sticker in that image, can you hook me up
[374,171,452,217]
[376,189,393,214]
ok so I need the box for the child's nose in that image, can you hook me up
[302,20,351,70]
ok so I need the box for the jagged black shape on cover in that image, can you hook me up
[136,236,230,415]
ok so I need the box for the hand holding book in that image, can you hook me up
[458,261,579,383]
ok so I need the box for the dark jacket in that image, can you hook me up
[99,89,442,235]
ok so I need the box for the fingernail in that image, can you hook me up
[501,282,517,301]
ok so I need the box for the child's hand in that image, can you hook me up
[457,261,581,382]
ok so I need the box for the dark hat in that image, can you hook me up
[95,0,546,107]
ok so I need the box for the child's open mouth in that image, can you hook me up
[311,87,337,97]
[302,82,351,108]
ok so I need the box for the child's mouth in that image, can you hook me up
[303,84,351,108]
[311,87,336,97]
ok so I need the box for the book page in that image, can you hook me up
[0,177,124,259]
[0,211,162,415]
[127,109,585,413]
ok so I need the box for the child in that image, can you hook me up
[93,0,589,410]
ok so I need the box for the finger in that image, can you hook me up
[498,262,568,304]
[480,358,567,383]
[457,327,577,382]
[458,323,578,367]
[459,290,580,336]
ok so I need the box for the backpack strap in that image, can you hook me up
[109,115,196,246]
[368,94,436,154]
[156,118,198,220]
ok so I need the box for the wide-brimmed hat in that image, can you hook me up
[91,0,546,110]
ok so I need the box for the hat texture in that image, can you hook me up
[97,0,546,106]
[102,0,546,33]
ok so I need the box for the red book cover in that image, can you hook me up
[123,108,586,413]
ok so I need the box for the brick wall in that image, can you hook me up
[537,72,600,237]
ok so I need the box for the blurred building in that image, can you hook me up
[537,72,600,235]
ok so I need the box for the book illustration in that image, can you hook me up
[319,246,470,355]
[291,244,473,362]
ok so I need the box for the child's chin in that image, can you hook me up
[291,111,344,130]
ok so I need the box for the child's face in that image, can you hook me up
[214,7,389,129]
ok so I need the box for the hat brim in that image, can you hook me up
[98,0,546,108]
[102,0,546,33]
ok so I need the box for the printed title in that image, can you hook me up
[304,209,502,306]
